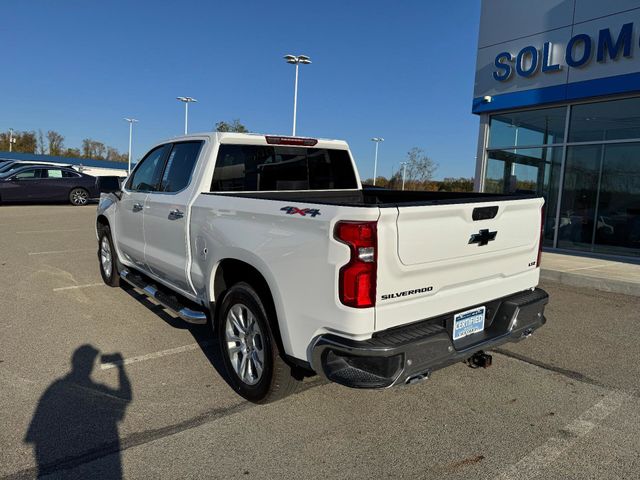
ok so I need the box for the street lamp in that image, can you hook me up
[283,54,311,136]
[399,161,408,191]
[371,137,384,185]
[176,96,197,135]
[8,128,16,152]
[124,118,138,175]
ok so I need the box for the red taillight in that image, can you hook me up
[536,205,545,267]
[334,221,377,308]
[265,135,318,146]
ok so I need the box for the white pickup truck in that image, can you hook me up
[97,132,548,403]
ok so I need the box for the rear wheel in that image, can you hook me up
[98,227,121,287]
[217,282,299,403]
[69,187,89,206]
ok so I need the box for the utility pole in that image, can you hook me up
[124,118,138,175]
[400,161,408,191]
[8,128,15,152]
[176,97,197,135]
[371,137,384,185]
[283,55,311,136]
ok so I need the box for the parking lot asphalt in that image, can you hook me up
[1,205,639,480]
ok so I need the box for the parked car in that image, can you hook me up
[0,165,99,205]
[96,132,548,403]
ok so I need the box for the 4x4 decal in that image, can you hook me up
[280,206,321,218]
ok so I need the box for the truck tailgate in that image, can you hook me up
[375,197,544,331]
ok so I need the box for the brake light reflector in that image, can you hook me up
[334,221,377,308]
[265,136,318,146]
[536,206,545,267]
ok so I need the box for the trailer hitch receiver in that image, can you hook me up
[466,351,493,369]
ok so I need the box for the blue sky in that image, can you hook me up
[1,0,481,180]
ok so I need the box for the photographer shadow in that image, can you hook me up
[25,345,132,479]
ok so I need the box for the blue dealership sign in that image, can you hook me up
[492,23,634,82]
[473,6,640,114]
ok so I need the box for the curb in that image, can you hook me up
[540,269,640,297]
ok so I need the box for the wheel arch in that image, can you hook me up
[96,214,110,230]
[211,258,289,357]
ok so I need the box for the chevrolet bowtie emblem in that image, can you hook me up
[469,229,497,246]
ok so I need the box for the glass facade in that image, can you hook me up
[483,96,640,257]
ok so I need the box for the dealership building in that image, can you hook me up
[473,0,640,258]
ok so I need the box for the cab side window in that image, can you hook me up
[126,144,170,192]
[62,169,81,178]
[158,141,203,193]
[14,168,42,179]
[45,169,64,179]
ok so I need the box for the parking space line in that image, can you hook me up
[53,283,105,292]
[494,390,631,480]
[563,264,609,272]
[28,248,95,256]
[16,228,88,234]
[100,341,213,370]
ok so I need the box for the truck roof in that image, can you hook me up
[165,132,350,149]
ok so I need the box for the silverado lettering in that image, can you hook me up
[381,287,433,300]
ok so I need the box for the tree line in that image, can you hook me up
[361,147,473,192]
[0,119,250,162]
[0,122,474,192]
[0,129,128,162]
[363,175,474,192]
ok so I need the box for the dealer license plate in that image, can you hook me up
[453,306,486,341]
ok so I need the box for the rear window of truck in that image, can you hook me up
[210,144,358,192]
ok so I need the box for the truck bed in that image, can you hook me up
[207,188,538,208]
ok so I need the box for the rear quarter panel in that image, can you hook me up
[189,194,379,361]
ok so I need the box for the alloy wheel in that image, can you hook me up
[71,189,88,206]
[100,236,113,279]
[225,303,265,385]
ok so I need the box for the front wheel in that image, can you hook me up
[69,187,89,206]
[217,282,299,403]
[98,227,121,287]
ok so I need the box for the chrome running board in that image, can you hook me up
[120,269,207,325]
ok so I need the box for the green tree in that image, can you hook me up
[47,130,65,156]
[438,177,474,192]
[215,119,249,133]
[106,146,127,163]
[64,148,81,158]
[82,138,107,159]
[37,130,47,154]
[0,130,37,153]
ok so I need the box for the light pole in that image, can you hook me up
[176,96,197,135]
[400,161,408,190]
[124,118,138,175]
[8,128,16,152]
[284,54,311,136]
[371,137,384,185]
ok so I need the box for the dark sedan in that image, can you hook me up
[0,165,99,206]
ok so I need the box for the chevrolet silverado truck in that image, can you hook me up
[96,132,548,403]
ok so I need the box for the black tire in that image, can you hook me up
[98,226,121,287]
[217,282,298,403]
[69,187,89,206]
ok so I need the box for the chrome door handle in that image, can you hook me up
[132,203,143,212]
[168,209,184,220]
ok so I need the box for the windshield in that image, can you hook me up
[0,162,18,173]
[0,164,37,177]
